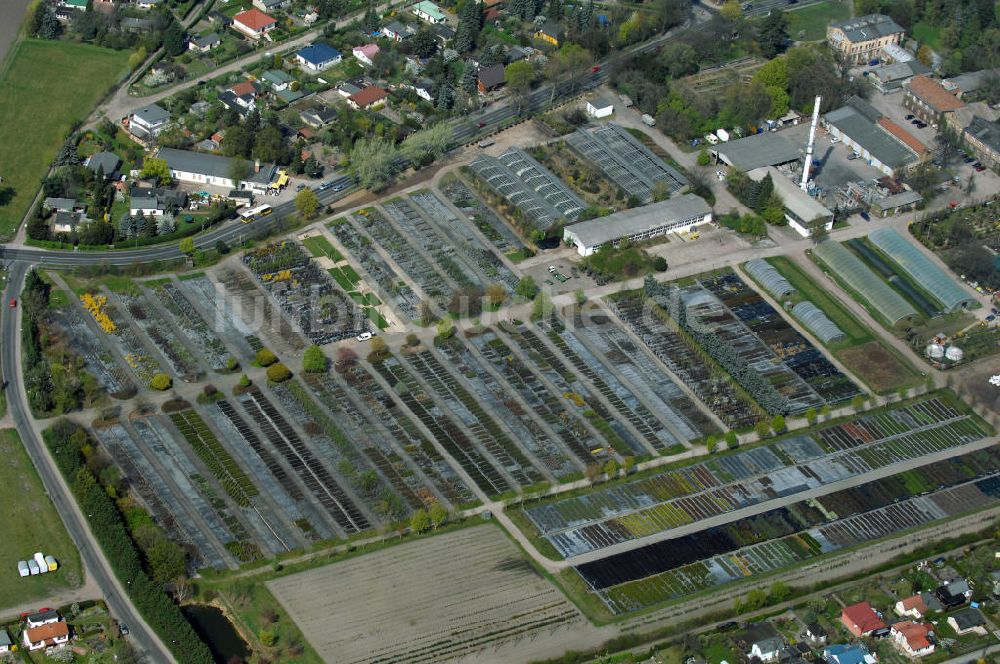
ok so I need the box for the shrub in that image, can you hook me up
[266,363,292,383]
[239,373,251,388]
[302,345,327,373]
[697,149,710,166]
[652,256,668,272]
[724,430,739,448]
[256,348,278,367]
[150,373,172,391]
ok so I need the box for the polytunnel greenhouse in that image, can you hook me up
[792,301,847,344]
[813,241,917,325]
[744,259,796,298]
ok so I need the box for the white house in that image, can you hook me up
[890,621,934,658]
[188,32,221,52]
[130,187,187,217]
[26,610,61,629]
[233,8,277,39]
[353,43,380,66]
[253,0,290,11]
[895,595,929,619]
[129,103,170,139]
[295,43,343,71]
[0,629,12,653]
[412,0,446,23]
[586,94,614,118]
[158,148,277,192]
[23,622,69,652]
[948,608,988,636]
[743,623,784,663]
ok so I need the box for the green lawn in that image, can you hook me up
[785,0,851,42]
[0,429,83,610]
[0,40,129,240]
[912,22,942,50]
[301,235,343,263]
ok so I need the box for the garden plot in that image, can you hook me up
[439,175,526,255]
[114,290,199,381]
[147,280,236,371]
[335,361,476,507]
[409,190,519,293]
[539,315,694,453]
[381,198,483,292]
[327,219,421,321]
[177,275,258,361]
[466,328,615,465]
[584,458,1000,614]
[243,242,369,345]
[348,208,453,306]
[700,272,861,408]
[563,303,718,439]
[524,397,990,558]
[236,388,371,536]
[372,355,513,497]
[269,380,404,524]
[302,371,437,510]
[79,292,165,386]
[607,291,759,429]
[403,347,546,486]
[47,307,133,397]
[93,421,234,570]
[269,525,592,664]
[497,323,647,457]
[215,399,333,543]
[216,266,306,354]
[435,335,585,479]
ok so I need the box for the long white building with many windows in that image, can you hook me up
[563,194,712,256]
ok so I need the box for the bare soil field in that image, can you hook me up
[267,524,613,664]
[839,340,920,394]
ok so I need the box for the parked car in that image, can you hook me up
[905,114,914,120]
[974,163,986,172]
[8,298,15,308]
[987,315,996,322]
[356,332,373,342]
[119,623,129,636]
[860,211,870,221]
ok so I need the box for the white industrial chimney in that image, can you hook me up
[800,95,822,192]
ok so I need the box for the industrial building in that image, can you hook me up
[711,132,802,171]
[867,60,930,94]
[824,97,923,177]
[747,167,833,237]
[562,194,712,256]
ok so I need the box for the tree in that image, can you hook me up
[603,458,619,477]
[368,336,388,359]
[454,0,482,53]
[179,237,195,255]
[351,137,399,190]
[697,150,711,167]
[771,414,786,433]
[150,374,172,390]
[363,0,379,33]
[436,314,455,339]
[256,348,278,366]
[916,44,934,67]
[335,347,358,369]
[505,60,535,92]
[724,430,739,448]
[621,456,636,475]
[259,629,278,647]
[719,0,742,21]
[805,407,817,425]
[545,44,593,97]
[757,9,789,59]
[428,501,448,528]
[162,19,186,57]
[303,345,327,373]
[412,28,438,58]
[531,291,551,320]
[851,394,866,412]
[228,158,251,189]
[652,256,668,272]
[515,275,538,300]
[253,125,287,164]
[755,419,771,438]
[295,188,320,219]
[410,508,430,533]
[485,283,507,308]
[808,217,830,243]
[400,123,453,167]
[36,2,62,39]
[705,434,718,453]
[140,157,172,185]
[144,536,186,585]
[266,362,292,383]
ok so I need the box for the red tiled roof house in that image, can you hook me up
[347,86,389,110]
[841,602,886,638]
[233,9,277,39]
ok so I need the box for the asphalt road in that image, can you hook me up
[1,263,173,663]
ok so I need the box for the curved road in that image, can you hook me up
[1,263,174,662]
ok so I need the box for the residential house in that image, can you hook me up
[219,91,256,116]
[505,45,529,63]
[412,0,446,23]
[189,100,212,116]
[300,106,337,127]
[353,43,380,66]
[296,42,343,71]
[158,147,277,191]
[52,211,85,234]
[275,88,303,104]
[338,81,363,97]
[129,103,171,139]
[824,96,923,176]
[0,629,11,653]
[26,610,63,630]
[230,80,258,99]
[86,151,121,179]
[823,643,877,664]
[895,594,929,619]
[890,621,934,658]
[935,578,973,608]
[431,23,455,44]
[347,86,389,110]
[136,0,158,8]
[130,186,188,216]
[382,21,415,42]
[948,607,988,636]
[740,623,784,663]
[477,63,505,93]
[904,75,965,128]
[534,20,561,46]
[963,116,1000,169]
[253,0,290,11]
[233,9,277,39]
[586,94,614,118]
[227,190,254,206]
[406,78,435,101]
[188,32,221,52]
[120,16,155,33]
[23,621,70,652]
[261,69,294,91]
[867,60,930,94]
[209,10,233,26]
[841,602,887,638]
[804,623,827,646]
[43,197,82,214]
[826,14,905,65]
[60,0,88,10]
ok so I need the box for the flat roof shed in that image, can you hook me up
[713,133,801,171]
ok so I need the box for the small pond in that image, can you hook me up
[183,604,251,664]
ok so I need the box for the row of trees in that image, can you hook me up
[44,420,214,664]
[349,123,453,190]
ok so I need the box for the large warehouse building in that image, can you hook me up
[562,194,712,256]
[711,132,802,171]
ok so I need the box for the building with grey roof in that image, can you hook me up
[748,167,833,237]
[943,68,1000,101]
[563,194,712,256]
[43,197,79,213]
[827,14,905,64]
[86,151,121,178]
[712,132,801,171]
[963,115,1000,168]
[158,148,277,192]
[129,103,170,139]
[870,189,922,217]
[130,186,188,217]
[868,60,930,94]
[825,97,919,176]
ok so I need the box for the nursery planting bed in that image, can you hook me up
[216,267,306,354]
[439,175,526,255]
[149,280,235,371]
[48,307,134,397]
[178,275,259,361]
[116,290,200,381]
